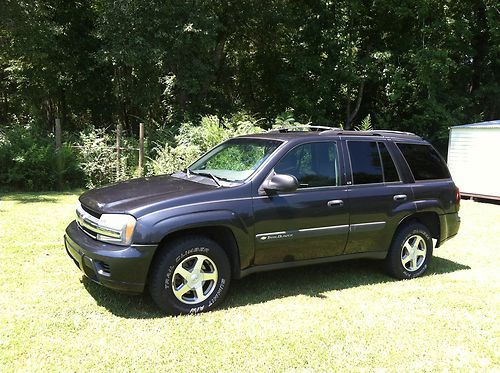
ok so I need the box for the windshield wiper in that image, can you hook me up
[189,170,222,187]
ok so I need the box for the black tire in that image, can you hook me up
[385,223,433,279]
[148,236,231,315]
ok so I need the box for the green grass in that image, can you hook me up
[0,192,499,371]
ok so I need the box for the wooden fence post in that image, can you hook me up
[55,118,62,150]
[138,122,144,177]
[55,118,62,190]
[116,122,122,180]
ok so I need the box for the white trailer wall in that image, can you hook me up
[447,121,500,199]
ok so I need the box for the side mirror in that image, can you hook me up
[262,173,299,194]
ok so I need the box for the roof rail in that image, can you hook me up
[268,125,337,133]
[371,130,419,137]
[319,129,420,138]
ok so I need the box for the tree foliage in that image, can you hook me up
[1,0,498,152]
[148,114,264,176]
[0,124,83,190]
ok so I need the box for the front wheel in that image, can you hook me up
[148,236,231,315]
[385,223,433,279]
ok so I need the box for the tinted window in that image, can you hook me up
[397,143,450,180]
[348,141,383,184]
[379,142,400,182]
[275,142,339,188]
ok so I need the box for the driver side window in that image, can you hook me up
[274,142,339,188]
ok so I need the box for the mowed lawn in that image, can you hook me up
[0,193,498,372]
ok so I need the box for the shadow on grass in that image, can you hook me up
[5,195,59,203]
[1,191,81,203]
[82,256,470,319]
[224,256,470,309]
[81,277,165,319]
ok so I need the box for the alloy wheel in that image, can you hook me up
[400,234,427,272]
[171,254,218,304]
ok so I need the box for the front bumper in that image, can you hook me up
[64,221,157,293]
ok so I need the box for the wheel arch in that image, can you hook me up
[395,211,440,244]
[147,225,241,283]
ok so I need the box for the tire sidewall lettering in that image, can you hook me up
[164,247,210,290]
[402,263,427,278]
[162,245,229,313]
[208,278,226,308]
[164,264,175,289]
[184,277,227,314]
[175,246,210,263]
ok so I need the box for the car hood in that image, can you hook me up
[79,175,216,215]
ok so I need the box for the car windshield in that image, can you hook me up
[188,138,282,183]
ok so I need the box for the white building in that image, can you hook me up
[447,120,500,200]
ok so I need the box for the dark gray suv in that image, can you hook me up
[64,127,461,314]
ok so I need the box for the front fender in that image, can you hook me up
[135,209,253,270]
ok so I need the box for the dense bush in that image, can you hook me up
[146,114,266,175]
[0,126,83,191]
[78,127,140,188]
[0,112,309,190]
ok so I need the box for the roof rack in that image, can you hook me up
[266,126,420,139]
[371,130,419,137]
[268,125,337,133]
[319,129,420,138]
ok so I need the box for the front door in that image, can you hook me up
[252,141,349,265]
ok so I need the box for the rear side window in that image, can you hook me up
[348,141,383,184]
[348,141,401,184]
[379,143,400,182]
[397,143,450,180]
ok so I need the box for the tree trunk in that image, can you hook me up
[199,31,227,102]
[345,80,365,130]
[469,1,488,95]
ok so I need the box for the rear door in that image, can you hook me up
[252,140,350,265]
[343,139,415,254]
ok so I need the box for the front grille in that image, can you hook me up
[76,204,101,239]
[78,223,97,239]
[76,204,121,242]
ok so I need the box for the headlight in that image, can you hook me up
[96,214,136,246]
[75,201,137,246]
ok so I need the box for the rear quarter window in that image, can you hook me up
[397,143,450,180]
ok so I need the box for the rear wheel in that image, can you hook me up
[385,223,433,279]
[149,236,231,315]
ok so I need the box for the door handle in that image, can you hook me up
[393,194,407,201]
[327,199,344,207]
